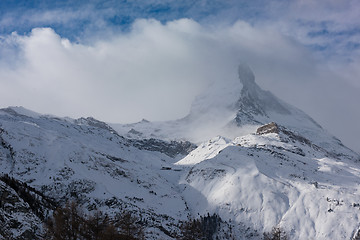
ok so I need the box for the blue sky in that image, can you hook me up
[1,0,358,60]
[0,0,359,152]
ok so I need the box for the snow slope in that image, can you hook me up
[176,124,360,239]
[0,107,192,238]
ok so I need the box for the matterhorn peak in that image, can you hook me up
[234,63,291,126]
[238,63,255,86]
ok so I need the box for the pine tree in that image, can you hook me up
[44,202,146,240]
[180,218,206,240]
[82,211,111,240]
[180,213,223,240]
[44,201,84,240]
[114,210,144,240]
[263,227,288,240]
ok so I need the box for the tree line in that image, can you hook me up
[43,201,144,240]
[43,202,289,240]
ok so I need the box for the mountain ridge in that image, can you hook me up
[0,65,359,239]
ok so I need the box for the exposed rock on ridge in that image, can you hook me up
[256,122,279,135]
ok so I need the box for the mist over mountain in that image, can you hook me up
[1,17,359,154]
[1,65,359,239]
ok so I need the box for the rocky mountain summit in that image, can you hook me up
[235,64,291,125]
[0,66,360,239]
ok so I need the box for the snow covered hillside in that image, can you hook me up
[1,65,360,239]
[177,123,360,239]
[0,107,194,239]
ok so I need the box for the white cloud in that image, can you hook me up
[273,0,360,59]
[0,19,239,122]
[0,18,359,153]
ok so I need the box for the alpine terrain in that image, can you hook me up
[1,65,360,239]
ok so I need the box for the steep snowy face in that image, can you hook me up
[226,65,358,158]
[176,123,360,239]
[233,64,315,129]
[0,107,194,239]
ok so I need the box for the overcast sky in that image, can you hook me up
[0,0,359,153]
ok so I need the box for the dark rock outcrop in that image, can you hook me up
[131,138,196,158]
[256,122,279,135]
[0,175,56,239]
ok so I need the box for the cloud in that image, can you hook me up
[0,19,240,122]
[1,1,358,63]
[273,0,360,61]
[0,17,359,153]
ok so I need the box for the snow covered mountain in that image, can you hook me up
[111,64,352,157]
[1,65,360,239]
[0,107,196,239]
[177,123,360,239]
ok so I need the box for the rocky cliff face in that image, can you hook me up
[234,64,290,125]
